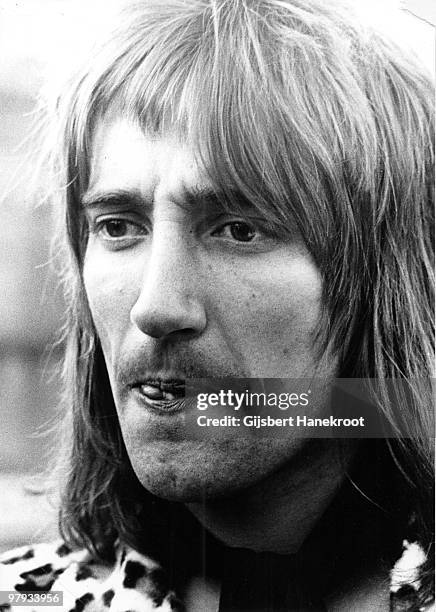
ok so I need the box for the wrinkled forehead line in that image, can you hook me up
[82,107,225,206]
[76,99,311,228]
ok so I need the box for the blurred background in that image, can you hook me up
[0,0,123,552]
[0,0,434,553]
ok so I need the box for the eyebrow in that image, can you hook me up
[184,186,257,214]
[80,189,148,211]
[184,186,227,212]
[80,185,257,218]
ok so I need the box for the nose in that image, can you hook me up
[130,225,207,339]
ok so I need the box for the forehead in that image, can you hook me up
[88,117,209,199]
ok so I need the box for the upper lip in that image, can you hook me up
[131,377,186,391]
[142,379,185,392]
[129,371,184,382]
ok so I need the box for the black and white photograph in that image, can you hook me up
[0,1,434,610]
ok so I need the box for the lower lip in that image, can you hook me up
[131,387,187,414]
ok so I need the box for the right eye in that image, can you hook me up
[99,219,135,238]
[91,217,148,249]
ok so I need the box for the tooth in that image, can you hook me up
[140,384,163,399]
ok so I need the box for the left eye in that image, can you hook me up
[212,222,257,242]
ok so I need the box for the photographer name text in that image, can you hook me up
[197,415,365,428]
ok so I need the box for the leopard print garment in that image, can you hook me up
[0,539,432,611]
[0,542,181,612]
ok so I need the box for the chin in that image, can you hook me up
[126,437,301,503]
[136,470,218,503]
[128,444,240,502]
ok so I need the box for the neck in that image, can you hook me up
[186,439,356,554]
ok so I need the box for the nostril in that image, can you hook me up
[171,326,201,337]
[130,297,206,339]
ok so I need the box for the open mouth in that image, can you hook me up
[136,379,186,403]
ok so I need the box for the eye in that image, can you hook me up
[103,219,130,238]
[212,221,257,242]
[94,218,147,240]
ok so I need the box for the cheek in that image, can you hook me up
[82,254,138,361]
[207,254,323,374]
[261,264,318,319]
[218,255,321,329]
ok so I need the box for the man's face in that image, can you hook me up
[82,117,338,501]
